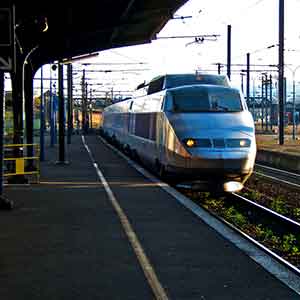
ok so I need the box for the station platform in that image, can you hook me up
[0,133,299,299]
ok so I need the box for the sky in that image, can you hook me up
[73,0,300,97]
[6,0,300,98]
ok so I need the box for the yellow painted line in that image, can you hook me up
[40,181,101,185]
[82,135,169,300]
[4,143,38,147]
[3,157,34,161]
[4,171,39,176]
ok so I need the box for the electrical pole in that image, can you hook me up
[246,53,250,106]
[81,69,88,134]
[90,88,93,130]
[261,75,264,131]
[57,62,67,164]
[49,65,56,147]
[265,73,268,131]
[217,63,222,74]
[270,74,273,131]
[278,0,284,144]
[227,25,231,80]
[67,63,73,144]
[240,73,245,93]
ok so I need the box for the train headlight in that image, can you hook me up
[223,181,243,192]
[239,139,247,147]
[226,139,251,148]
[185,139,196,147]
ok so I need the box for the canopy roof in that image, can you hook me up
[7,0,188,69]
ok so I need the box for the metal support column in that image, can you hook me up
[67,64,73,144]
[246,53,250,106]
[278,0,285,144]
[0,71,13,209]
[227,25,231,80]
[252,77,256,119]
[270,75,273,131]
[217,63,221,75]
[40,66,45,161]
[240,73,244,93]
[50,65,57,147]
[261,76,264,130]
[57,62,67,164]
[81,69,87,133]
[24,60,34,166]
[9,53,27,184]
[265,73,269,131]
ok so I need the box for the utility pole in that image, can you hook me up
[240,73,245,93]
[217,63,222,74]
[270,74,273,131]
[67,63,73,144]
[265,73,269,131]
[252,77,256,119]
[90,88,93,129]
[227,25,231,80]
[278,0,285,144]
[261,75,264,131]
[285,65,300,140]
[81,69,88,134]
[246,53,250,106]
[57,62,67,164]
[49,64,56,147]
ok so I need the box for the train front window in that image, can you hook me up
[171,88,242,112]
[165,74,230,88]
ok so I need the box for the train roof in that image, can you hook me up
[138,73,230,95]
[166,83,239,93]
[165,73,230,88]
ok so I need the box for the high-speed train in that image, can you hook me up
[100,73,256,192]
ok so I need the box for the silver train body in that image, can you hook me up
[101,74,256,192]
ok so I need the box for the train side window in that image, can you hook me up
[148,76,164,95]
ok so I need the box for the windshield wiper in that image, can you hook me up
[213,105,229,111]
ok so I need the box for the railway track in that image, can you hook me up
[254,163,300,189]
[229,192,300,234]
[191,191,300,275]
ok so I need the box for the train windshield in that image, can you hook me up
[170,88,243,112]
[165,74,230,89]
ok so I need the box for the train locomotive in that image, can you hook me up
[100,73,256,192]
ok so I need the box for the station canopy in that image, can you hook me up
[7,0,188,69]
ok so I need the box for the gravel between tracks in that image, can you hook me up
[242,174,300,222]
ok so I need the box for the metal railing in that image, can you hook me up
[3,144,40,183]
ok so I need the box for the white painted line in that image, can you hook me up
[98,135,300,295]
[82,135,169,300]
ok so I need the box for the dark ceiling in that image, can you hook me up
[6,0,189,69]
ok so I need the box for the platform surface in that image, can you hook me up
[0,134,299,299]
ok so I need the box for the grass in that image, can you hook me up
[200,195,300,267]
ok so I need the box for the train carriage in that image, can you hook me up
[101,73,256,192]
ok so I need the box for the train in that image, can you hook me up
[100,73,257,193]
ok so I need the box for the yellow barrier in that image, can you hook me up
[4,144,40,183]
